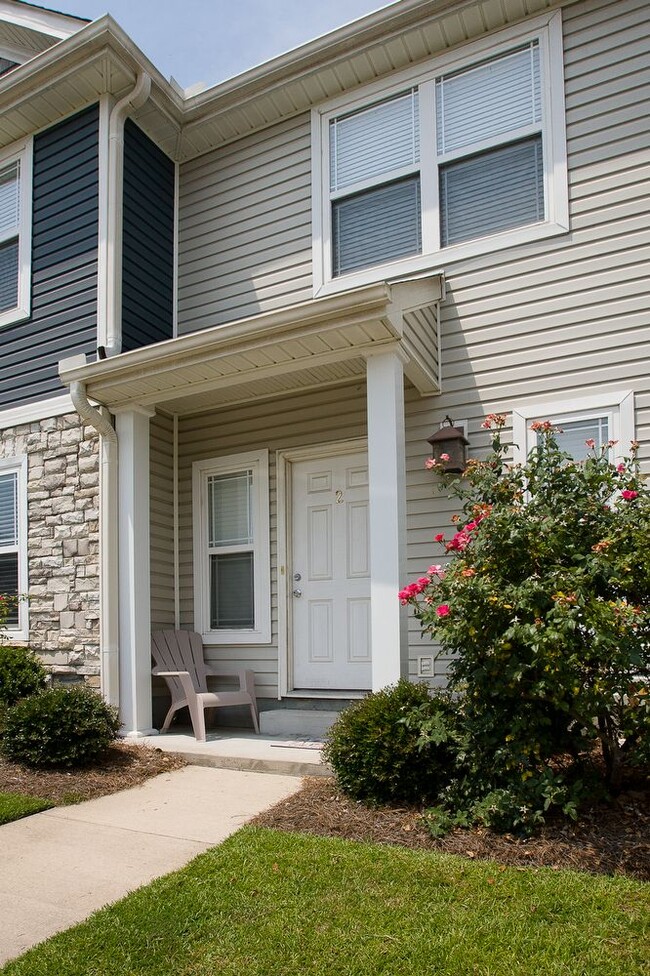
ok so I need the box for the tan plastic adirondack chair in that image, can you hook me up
[151,630,260,740]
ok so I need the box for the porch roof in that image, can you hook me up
[59,276,443,416]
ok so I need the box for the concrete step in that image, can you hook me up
[138,730,333,778]
[259,708,341,739]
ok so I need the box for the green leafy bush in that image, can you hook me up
[2,686,120,768]
[0,645,47,708]
[323,681,461,805]
[401,417,649,809]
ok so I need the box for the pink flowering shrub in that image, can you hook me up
[401,417,649,796]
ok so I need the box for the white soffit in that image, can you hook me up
[1,0,573,162]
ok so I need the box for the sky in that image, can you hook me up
[57,0,394,91]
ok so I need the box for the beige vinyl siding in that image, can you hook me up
[161,0,649,692]
[176,384,368,698]
[177,113,312,333]
[403,0,650,683]
[150,413,175,631]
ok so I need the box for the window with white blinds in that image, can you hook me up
[315,14,567,290]
[329,91,421,276]
[207,471,255,629]
[0,143,31,326]
[193,451,271,643]
[537,416,610,462]
[0,162,20,314]
[0,458,26,632]
[437,42,544,247]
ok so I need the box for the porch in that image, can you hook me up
[58,275,443,736]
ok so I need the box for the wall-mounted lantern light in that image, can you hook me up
[426,416,469,474]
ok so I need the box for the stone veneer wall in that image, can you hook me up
[0,412,100,686]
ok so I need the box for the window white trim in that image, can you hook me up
[0,454,28,640]
[192,450,271,644]
[312,11,568,296]
[0,138,32,328]
[512,390,635,466]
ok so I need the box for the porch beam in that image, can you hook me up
[115,406,157,736]
[365,349,408,691]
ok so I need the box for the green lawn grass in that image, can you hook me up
[0,791,52,825]
[2,827,648,976]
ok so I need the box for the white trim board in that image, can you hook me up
[0,394,75,430]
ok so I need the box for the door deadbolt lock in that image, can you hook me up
[293,572,301,581]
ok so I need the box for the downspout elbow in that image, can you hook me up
[69,381,117,444]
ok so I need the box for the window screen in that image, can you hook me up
[553,417,609,462]
[207,471,255,630]
[440,137,544,246]
[329,90,421,276]
[0,163,20,313]
[0,471,19,625]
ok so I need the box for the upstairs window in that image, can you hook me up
[313,12,567,293]
[436,43,543,247]
[0,143,32,327]
[329,90,421,277]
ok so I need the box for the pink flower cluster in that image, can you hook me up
[621,489,639,501]
[398,577,431,604]
[434,508,489,554]
[481,413,507,430]
[530,419,554,433]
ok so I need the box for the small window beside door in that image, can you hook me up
[193,451,271,643]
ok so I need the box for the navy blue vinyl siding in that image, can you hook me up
[121,120,174,352]
[0,104,99,409]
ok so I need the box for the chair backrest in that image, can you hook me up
[151,630,210,701]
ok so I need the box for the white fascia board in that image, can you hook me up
[58,282,396,385]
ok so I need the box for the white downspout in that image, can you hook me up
[69,380,120,708]
[100,71,152,358]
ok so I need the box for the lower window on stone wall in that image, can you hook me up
[0,455,27,635]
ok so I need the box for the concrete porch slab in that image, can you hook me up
[135,728,333,777]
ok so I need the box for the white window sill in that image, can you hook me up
[0,305,30,329]
[314,219,569,298]
[201,629,272,646]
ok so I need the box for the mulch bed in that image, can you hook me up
[0,742,186,806]
[253,776,650,882]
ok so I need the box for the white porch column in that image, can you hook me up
[365,349,408,691]
[115,406,156,736]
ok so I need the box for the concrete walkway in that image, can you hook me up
[0,766,300,966]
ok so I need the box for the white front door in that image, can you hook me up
[291,450,371,690]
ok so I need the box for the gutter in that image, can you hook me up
[65,368,120,709]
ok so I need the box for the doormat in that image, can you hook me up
[270,738,325,751]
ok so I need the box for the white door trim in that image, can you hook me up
[276,437,367,698]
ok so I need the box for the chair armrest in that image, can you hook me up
[204,667,257,699]
[152,669,190,677]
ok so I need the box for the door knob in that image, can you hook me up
[292,588,302,598]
